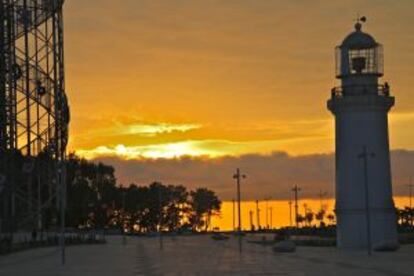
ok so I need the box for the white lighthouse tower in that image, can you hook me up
[327,19,398,250]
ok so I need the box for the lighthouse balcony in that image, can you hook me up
[328,83,395,113]
[330,83,391,98]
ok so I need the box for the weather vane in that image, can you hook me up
[355,14,367,30]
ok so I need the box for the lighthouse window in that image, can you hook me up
[335,45,383,77]
[348,46,383,76]
[349,49,372,74]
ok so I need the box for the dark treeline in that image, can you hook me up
[66,153,221,233]
[3,152,412,235]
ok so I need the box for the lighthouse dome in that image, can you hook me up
[341,23,378,49]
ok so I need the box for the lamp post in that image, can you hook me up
[58,161,67,265]
[269,207,273,229]
[121,185,126,245]
[358,145,375,256]
[233,169,246,233]
[318,190,327,212]
[292,185,301,228]
[407,177,413,227]
[233,169,246,254]
[256,200,260,231]
[249,210,254,231]
[265,198,269,229]
[232,198,236,232]
[158,185,163,250]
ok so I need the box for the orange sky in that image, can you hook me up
[61,1,414,200]
[213,197,412,231]
[64,0,414,160]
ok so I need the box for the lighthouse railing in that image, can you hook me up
[331,84,391,98]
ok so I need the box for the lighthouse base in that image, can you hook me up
[336,207,399,250]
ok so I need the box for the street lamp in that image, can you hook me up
[233,168,246,254]
[358,145,375,256]
[292,185,301,228]
[233,169,246,233]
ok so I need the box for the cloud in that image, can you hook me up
[69,116,334,155]
[91,149,414,201]
[125,123,201,136]
[75,140,279,160]
[75,134,329,160]
[76,121,201,138]
[76,141,221,160]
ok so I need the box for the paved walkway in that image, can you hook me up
[0,235,413,275]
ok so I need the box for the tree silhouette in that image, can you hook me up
[315,204,327,227]
[327,214,335,225]
[189,188,221,231]
[305,210,314,226]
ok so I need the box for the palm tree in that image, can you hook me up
[296,214,305,227]
[305,210,314,226]
[396,207,413,227]
[315,209,326,227]
[327,214,335,225]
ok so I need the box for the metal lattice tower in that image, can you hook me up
[0,0,69,235]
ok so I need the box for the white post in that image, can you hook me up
[59,161,66,265]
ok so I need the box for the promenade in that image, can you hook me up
[0,235,413,276]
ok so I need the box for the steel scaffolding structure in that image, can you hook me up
[0,0,69,237]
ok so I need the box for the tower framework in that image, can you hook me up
[0,0,69,236]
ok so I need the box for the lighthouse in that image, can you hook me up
[327,19,398,250]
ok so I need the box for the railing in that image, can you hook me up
[331,84,391,98]
[0,230,105,256]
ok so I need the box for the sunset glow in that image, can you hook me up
[63,0,414,200]
[2,1,414,274]
[66,0,414,162]
[76,141,221,160]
